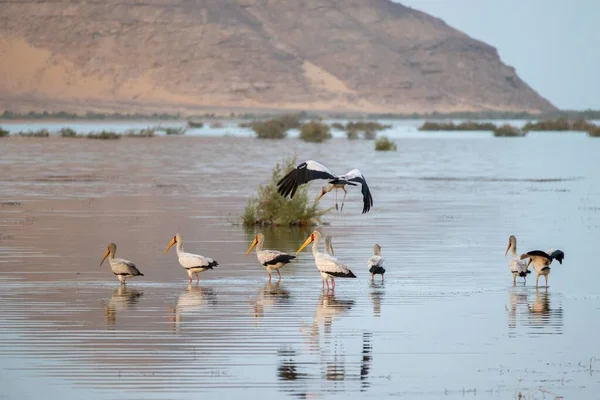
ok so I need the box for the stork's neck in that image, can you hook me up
[176,240,184,254]
[256,237,264,252]
[109,247,116,259]
[312,239,320,254]
[510,243,517,257]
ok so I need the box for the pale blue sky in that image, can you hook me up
[398,0,600,110]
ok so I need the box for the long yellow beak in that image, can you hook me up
[504,242,510,257]
[245,238,258,256]
[100,248,110,266]
[296,236,313,256]
[165,238,176,253]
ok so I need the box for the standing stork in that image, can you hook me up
[100,243,144,285]
[296,230,356,290]
[246,233,296,281]
[504,235,531,285]
[367,244,385,282]
[165,233,219,283]
[277,160,373,214]
[520,248,565,288]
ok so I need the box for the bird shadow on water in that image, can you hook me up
[507,288,563,337]
[369,282,385,317]
[103,286,143,330]
[169,284,217,333]
[277,331,374,397]
[248,281,291,319]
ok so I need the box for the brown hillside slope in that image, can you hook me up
[0,0,555,114]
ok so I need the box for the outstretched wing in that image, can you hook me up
[277,160,336,199]
[342,169,373,214]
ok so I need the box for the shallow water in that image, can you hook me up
[1,128,600,399]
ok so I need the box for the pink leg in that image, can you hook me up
[340,187,348,211]
[277,269,282,280]
[268,272,272,282]
[196,273,200,283]
[325,278,330,290]
[189,275,193,283]
[331,278,336,290]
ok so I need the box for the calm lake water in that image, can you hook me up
[1,123,599,399]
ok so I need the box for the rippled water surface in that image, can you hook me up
[1,125,600,399]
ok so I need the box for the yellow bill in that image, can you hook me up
[100,247,110,266]
[164,237,177,253]
[245,237,258,256]
[296,235,314,256]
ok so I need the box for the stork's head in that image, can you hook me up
[165,233,181,253]
[316,184,334,202]
[297,231,321,255]
[246,233,264,256]
[101,243,117,266]
[505,235,517,256]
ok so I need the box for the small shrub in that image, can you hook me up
[0,127,9,137]
[187,120,204,128]
[375,136,397,151]
[87,131,120,140]
[165,127,186,135]
[124,128,155,137]
[60,128,78,137]
[587,126,600,137]
[522,119,570,132]
[242,157,329,226]
[251,119,288,139]
[299,120,332,143]
[493,124,525,137]
[346,129,359,140]
[18,129,49,137]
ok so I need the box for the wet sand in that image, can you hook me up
[1,132,599,399]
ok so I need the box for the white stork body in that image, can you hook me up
[277,160,373,214]
[521,249,565,288]
[504,235,530,285]
[100,243,144,285]
[297,231,356,290]
[165,234,218,283]
[367,244,385,282]
[246,233,295,281]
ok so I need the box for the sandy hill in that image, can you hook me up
[0,0,555,115]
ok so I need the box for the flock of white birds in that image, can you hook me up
[99,159,564,289]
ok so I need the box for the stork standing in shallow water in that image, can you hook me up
[520,248,565,288]
[504,235,530,285]
[100,243,144,285]
[297,231,356,290]
[367,244,385,282]
[164,233,218,283]
[246,233,295,281]
[277,160,373,214]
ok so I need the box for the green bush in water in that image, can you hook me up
[374,136,397,151]
[299,120,332,143]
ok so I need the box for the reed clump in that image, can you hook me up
[187,120,204,128]
[345,121,390,140]
[250,114,301,139]
[374,136,397,151]
[419,121,497,131]
[164,127,186,135]
[242,157,329,226]
[87,131,120,140]
[59,128,78,137]
[522,119,570,132]
[0,127,9,137]
[587,126,600,137]
[17,129,50,137]
[493,124,525,137]
[299,120,332,143]
[125,128,155,137]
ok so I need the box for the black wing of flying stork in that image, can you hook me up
[548,250,565,264]
[340,169,373,214]
[277,160,337,199]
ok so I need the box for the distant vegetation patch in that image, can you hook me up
[164,127,186,135]
[419,121,497,131]
[299,120,332,143]
[0,127,9,137]
[187,120,204,128]
[375,136,397,151]
[242,157,329,226]
[17,129,50,137]
[493,124,525,137]
[249,114,301,139]
[87,131,120,140]
[59,128,78,137]
[125,128,155,137]
[345,121,390,140]
[587,126,600,137]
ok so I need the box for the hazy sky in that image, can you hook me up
[398,0,600,110]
